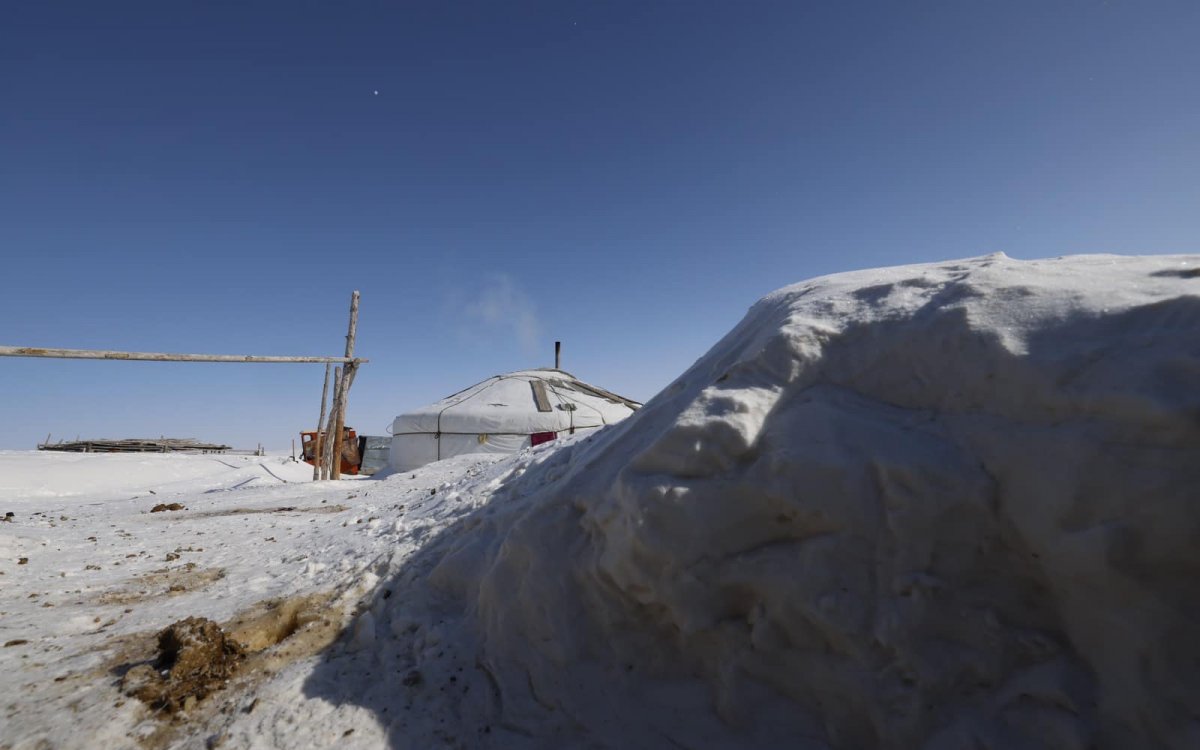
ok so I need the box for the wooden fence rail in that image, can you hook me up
[0,346,366,364]
[3,291,367,480]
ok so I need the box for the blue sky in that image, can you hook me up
[2,1,1197,449]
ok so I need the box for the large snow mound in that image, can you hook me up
[308,253,1200,749]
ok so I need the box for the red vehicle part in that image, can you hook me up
[300,428,361,475]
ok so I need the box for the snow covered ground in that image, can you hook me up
[0,451,515,749]
[3,253,1199,749]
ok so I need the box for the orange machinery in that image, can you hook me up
[300,427,361,475]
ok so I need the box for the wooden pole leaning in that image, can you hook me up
[314,363,331,481]
[330,291,360,480]
[321,367,341,480]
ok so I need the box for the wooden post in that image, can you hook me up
[330,291,360,480]
[313,363,331,481]
[555,341,561,369]
[321,367,341,480]
[329,371,347,479]
[328,368,357,478]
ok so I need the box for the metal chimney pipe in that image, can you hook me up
[555,341,561,369]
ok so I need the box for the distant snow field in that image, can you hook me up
[0,451,314,503]
[3,253,1199,749]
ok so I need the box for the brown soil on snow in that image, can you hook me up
[178,504,348,520]
[95,565,226,606]
[119,617,245,713]
[109,590,343,748]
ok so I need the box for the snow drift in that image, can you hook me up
[318,253,1200,749]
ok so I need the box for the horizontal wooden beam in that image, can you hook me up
[0,346,367,364]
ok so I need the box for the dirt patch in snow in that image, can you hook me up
[95,565,227,606]
[181,504,348,520]
[120,617,245,713]
[223,591,341,656]
[105,590,344,748]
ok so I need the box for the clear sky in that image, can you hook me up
[2,1,1198,450]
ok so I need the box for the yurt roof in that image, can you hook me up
[392,369,640,436]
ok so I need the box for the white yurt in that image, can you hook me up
[388,369,640,471]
